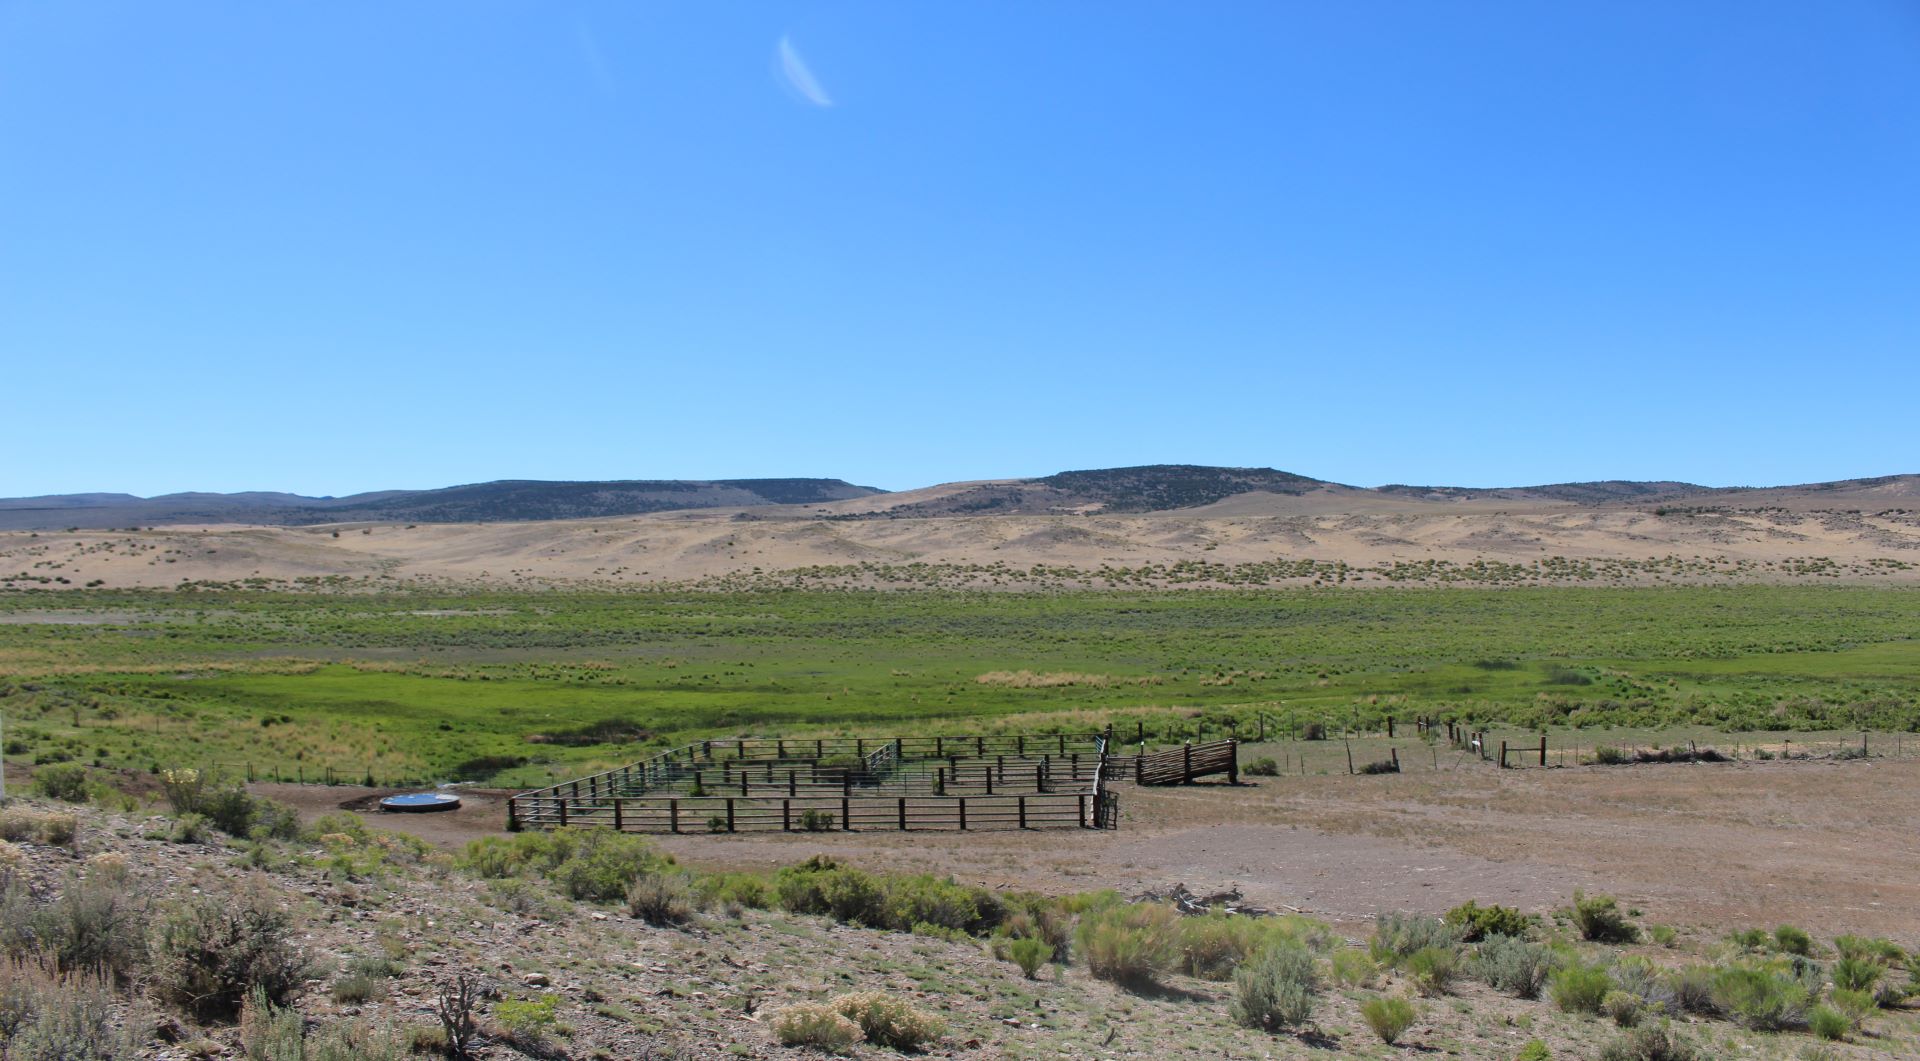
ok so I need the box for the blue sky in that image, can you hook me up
[3,2,1916,496]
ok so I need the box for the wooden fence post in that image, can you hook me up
[669,799,679,834]
[1539,734,1547,766]
[1018,796,1027,829]
[841,795,851,830]
[613,799,623,831]
[1183,742,1193,783]
[726,798,736,832]
[958,797,967,831]
[1227,740,1239,785]
[898,797,907,831]
[782,799,791,831]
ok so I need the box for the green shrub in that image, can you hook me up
[830,990,944,1050]
[1830,987,1874,1028]
[693,872,771,910]
[6,871,145,981]
[798,809,835,831]
[625,871,696,927]
[1444,900,1533,942]
[1229,941,1318,1031]
[30,764,90,803]
[1772,925,1813,956]
[1549,963,1612,1014]
[1646,924,1677,947]
[1570,891,1638,944]
[1729,928,1769,951]
[1330,948,1378,988]
[1516,1040,1551,1061]
[769,1002,862,1053]
[1832,956,1882,993]
[1664,964,1716,1014]
[1834,934,1904,965]
[1474,935,1554,999]
[1709,964,1809,1030]
[1007,937,1053,979]
[1404,946,1459,996]
[1603,989,1643,1027]
[495,994,561,1046]
[1245,757,1279,776]
[1175,913,1320,980]
[1596,1023,1699,1061]
[148,886,312,1023]
[1077,904,1181,987]
[1371,912,1466,964]
[459,828,672,902]
[1807,1005,1848,1041]
[1358,995,1416,1044]
[330,970,387,1004]
[2,967,137,1061]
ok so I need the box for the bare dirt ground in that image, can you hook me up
[268,756,1920,941]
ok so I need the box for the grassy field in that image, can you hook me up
[0,585,1915,787]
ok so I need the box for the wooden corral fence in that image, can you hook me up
[510,731,1121,834]
[1112,739,1239,785]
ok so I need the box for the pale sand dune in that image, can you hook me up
[3,496,1917,589]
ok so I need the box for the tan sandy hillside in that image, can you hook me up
[4,486,1918,589]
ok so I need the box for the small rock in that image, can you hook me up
[523,973,550,987]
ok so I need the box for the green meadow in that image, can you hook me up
[0,585,1915,787]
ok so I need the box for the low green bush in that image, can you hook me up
[625,871,696,927]
[1230,941,1318,1031]
[1371,912,1466,965]
[1549,963,1613,1014]
[458,828,673,902]
[1358,995,1416,1044]
[1807,1004,1848,1041]
[1176,913,1327,980]
[1330,948,1378,988]
[1772,925,1813,956]
[1474,935,1554,999]
[1077,904,1181,987]
[1245,757,1279,776]
[1571,890,1638,944]
[1664,964,1717,1014]
[1405,946,1459,997]
[1596,1023,1699,1061]
[149,885,312,1023]
[1709,964,1809,1031]
[30,764,90,803]
[1007,937,1053,979]
[1444,900,1533,942]
[1603,989,1642,1027]
[1832,956,1882,993]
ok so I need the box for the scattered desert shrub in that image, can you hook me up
[831,991,944,1050]
[483,878,565,920]
[1603,989,1643,1027]
[1833,934,1904,966]
[1330,948,1378,988]
[149,885,311,1023]
[1229,941,1319,1031]
[1549,963,1613,1014]
[625,871,697,927]
[1832,956,1882,993]
[1665,964,1717,1015]
[1444,900,1533,942]
[1571,890,1638,944]
[1176,913,1326,980]
[1245,757,1279,776]
[1007,937,1052,979]
[1646,924,1677,947]
[1516,1041,1551,1061]
[494,994,561,1047]
[330,969,387,1004]
[1475,935,1554,999]
[774,857,1004,936]
[0,809,77,848]
[0,964,137,1061]
[30,765,90,804]
[1371,912,1466,965]
[459,828,673,902]
[1807,1004,1849,1041]
[1608,956,1675,1011]
[999,895,1074,958]
[1077,904,1181,987]
[1359,995,1417,1044]
[693,872,771,911]
[1773,924,1814,956]
[1596,1023,1700,1061]
[1709,964,1810,1031]
[1830,987,1874,1029]
[8,872,146,983]
[1404,946,1460,996]
[769,1002,862,1053]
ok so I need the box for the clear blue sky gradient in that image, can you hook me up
[4,2,1916,496]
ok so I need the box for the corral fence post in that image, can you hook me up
[726,798,736,832]
[1539,734,1547,766]
[1018,796,1027,829]
[841,795,851,830]
[958,797,968,831]
[613,799,623,831]
[1183,742,1193,783]
[669,799,679,834]
[1499,741,1508,769]
[783,799,792,831]
[897,797,907,831]
[1227,739,1239,785]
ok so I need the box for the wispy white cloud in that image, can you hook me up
[777,35,833,107]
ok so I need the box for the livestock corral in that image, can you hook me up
[506,732,1240,834]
